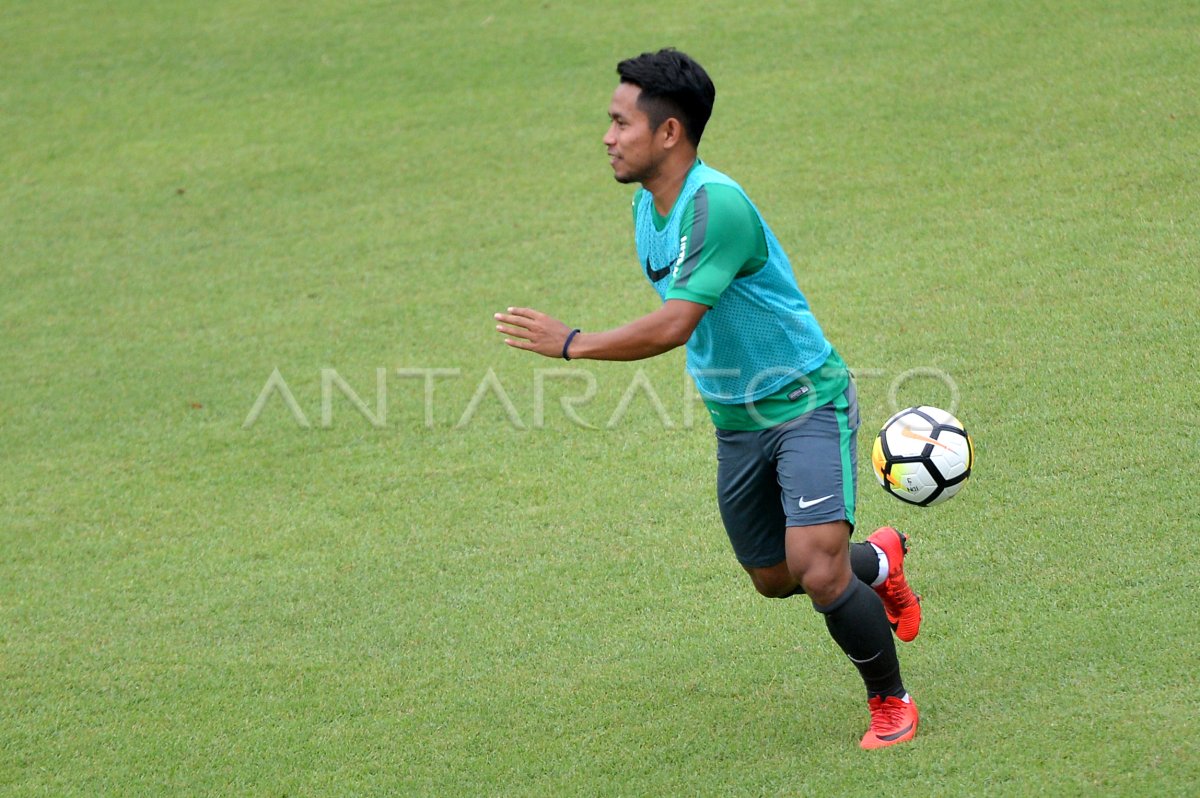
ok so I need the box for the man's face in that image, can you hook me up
[604,82,662,185]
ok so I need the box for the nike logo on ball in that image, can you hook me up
[900,426,953,451]
[798,495,834,509]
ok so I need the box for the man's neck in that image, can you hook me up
[645,157,699,218]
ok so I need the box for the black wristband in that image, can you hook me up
[562,328,581,361]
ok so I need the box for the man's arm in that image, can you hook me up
[494,298,708,362]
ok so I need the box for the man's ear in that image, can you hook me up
[659,117,686,149]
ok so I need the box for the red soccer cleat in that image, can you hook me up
[860,694,919,750]
[867,527,922,642]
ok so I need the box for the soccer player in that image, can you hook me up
[493,48,921,749]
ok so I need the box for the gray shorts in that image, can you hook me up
[714,382,859,568]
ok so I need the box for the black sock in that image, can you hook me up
[813,579,905,699]
[850,541,880,586]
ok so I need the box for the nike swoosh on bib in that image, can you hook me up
[644,258,671,282]
[798,495,834,509]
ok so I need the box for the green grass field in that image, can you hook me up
[2,0,1198,794]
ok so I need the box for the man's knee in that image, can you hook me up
[799,567,850,606]
[785,522,853,605]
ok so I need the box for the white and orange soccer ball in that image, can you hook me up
[871,406,974,506]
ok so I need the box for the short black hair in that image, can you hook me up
[616,48,716,146]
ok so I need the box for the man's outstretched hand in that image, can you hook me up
[494,307,574,359]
